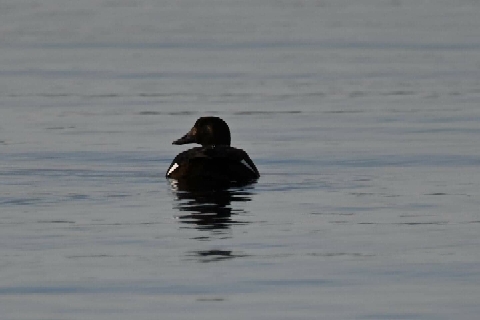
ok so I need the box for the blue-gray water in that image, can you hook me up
[1,1,480,319]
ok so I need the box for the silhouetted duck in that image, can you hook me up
[166,117,260,186]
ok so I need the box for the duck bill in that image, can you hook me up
[172,130,196,145]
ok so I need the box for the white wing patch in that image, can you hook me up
[240,159,255,173]
[167,163,179,176]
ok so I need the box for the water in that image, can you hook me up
[1,1,480,319]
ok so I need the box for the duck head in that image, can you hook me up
[173,117,231,147]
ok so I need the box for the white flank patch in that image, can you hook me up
[240,159,255,173]
[167,163,179,176]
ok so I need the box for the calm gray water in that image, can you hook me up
[1,1,480,319]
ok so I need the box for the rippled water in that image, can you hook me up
[1,1,480,319]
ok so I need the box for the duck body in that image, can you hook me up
[166,117,260,186]
[167,145,259,183]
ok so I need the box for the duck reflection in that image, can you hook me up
[169,179,255,231]
[186,249,249,263]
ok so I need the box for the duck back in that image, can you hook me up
[166,146,259,185]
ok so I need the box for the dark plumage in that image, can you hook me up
[166,117,260,186]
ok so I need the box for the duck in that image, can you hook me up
[166,117,260,186]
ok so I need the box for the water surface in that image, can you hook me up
[1,1,480,319]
